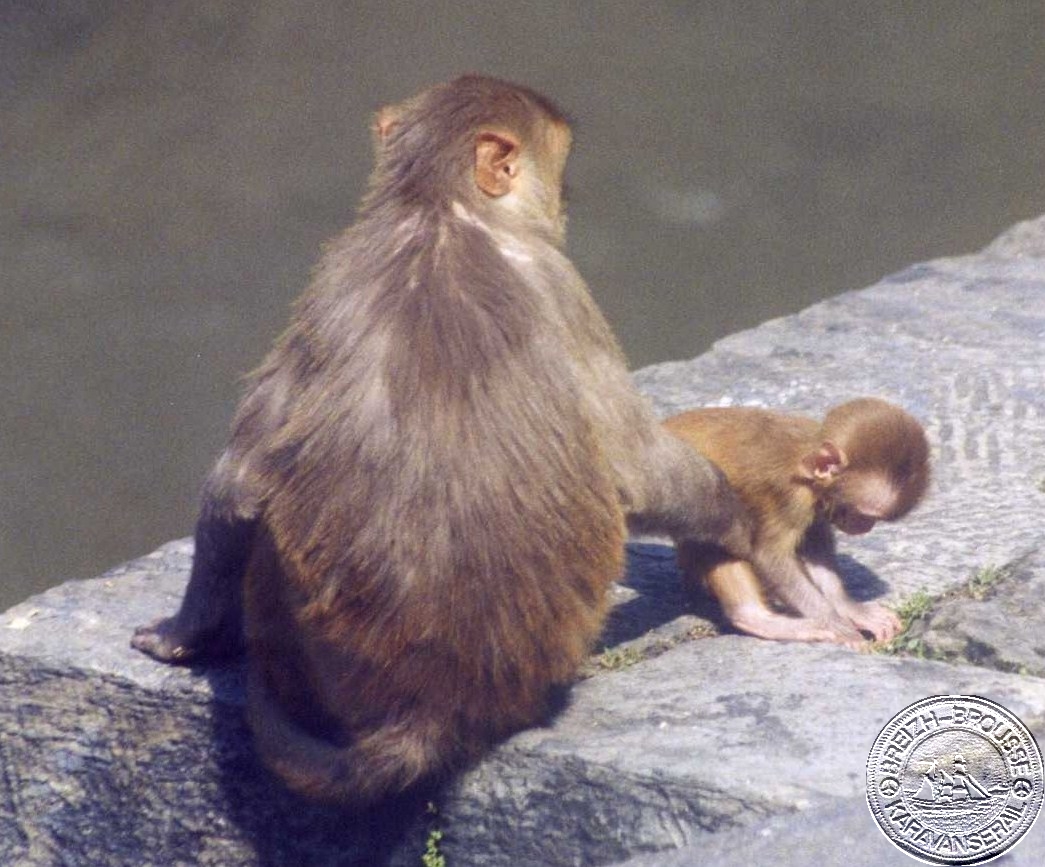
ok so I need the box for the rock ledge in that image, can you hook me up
[2,216,1045,866]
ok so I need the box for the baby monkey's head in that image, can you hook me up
[803,398,930,535]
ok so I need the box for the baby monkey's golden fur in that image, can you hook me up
[666,398,929,647]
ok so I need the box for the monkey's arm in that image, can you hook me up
[131,454,258,663]
[744,540,870,648]
[624,430,754,559]
[798,521,902,642]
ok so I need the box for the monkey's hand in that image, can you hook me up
[843,602,903,643]
[822,625,874,652]
[131,617,228,665]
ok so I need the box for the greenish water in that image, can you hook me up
[2,1,1044,608]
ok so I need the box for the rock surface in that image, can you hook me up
[1,216,1044,866]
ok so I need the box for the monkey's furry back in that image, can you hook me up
[231,199,628,800]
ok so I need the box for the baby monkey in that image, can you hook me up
[665,398,930,648]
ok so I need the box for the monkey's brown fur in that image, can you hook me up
[665,398,929,647]
[132,75,751,804]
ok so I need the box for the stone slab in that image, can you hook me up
[1,216,1044,865]
[913,550,1045,678]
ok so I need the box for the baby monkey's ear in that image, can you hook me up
[801,441,846,483]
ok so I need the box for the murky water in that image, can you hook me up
[2,2,1044,609]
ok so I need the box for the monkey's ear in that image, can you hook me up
[801,441,846,482]
[475,130,520,197]
[373,106,399,145]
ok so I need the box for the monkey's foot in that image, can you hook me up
[811,621,870,651]
[844,602,903,642]
[827,631,874,652]
[729,607,863,648]
[131,617,207,664]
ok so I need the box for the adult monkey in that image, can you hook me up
[133,75,751,805]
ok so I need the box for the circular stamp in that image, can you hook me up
[867,695,1043,865]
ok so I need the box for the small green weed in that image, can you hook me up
[421,829,446,867]
[966,564,1010,600]
[421,801,446,867]
[879,561,1019,658]
[894,589,934,628]
[878,589,935,656]
[593,645,645,671]
[885,633,933,659]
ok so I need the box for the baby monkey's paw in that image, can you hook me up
[846,602,903,643]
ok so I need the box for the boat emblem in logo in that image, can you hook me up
[866,695,1042,864]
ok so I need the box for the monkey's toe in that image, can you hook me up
[131,618,196,664]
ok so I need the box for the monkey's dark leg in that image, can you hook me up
[131,472,257,664]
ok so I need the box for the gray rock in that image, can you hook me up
[616,797,1045,867]
[442,640,1045,866]
[984,214,1045,260]
[2,215,1044,865]
[912,551,1045,678]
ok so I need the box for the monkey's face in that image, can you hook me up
[824,470,902,534]
[539,120,572,203]
[829,504,878,535]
